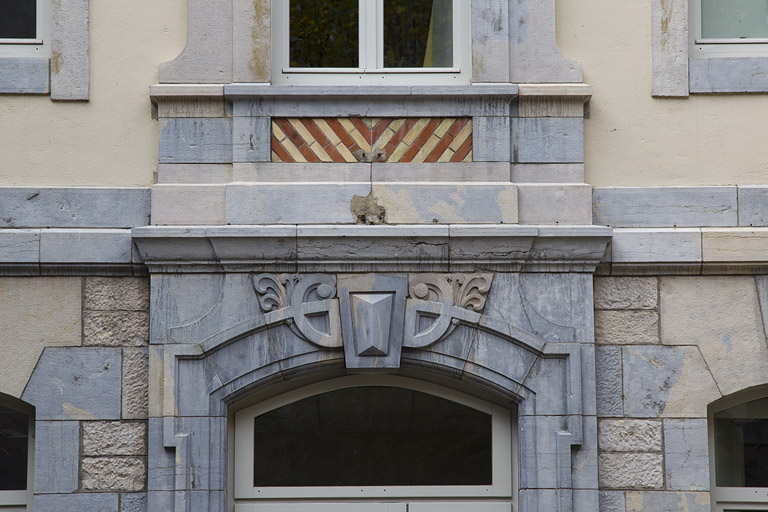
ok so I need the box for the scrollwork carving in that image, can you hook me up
[408,273,493,312]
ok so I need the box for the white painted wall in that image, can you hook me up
[0,0,186,186]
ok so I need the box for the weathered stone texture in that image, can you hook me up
[595,310,659,345]
[84,312,149,346]
[663,419,710,491]
[598,453,664,489]
[599,491,627,512]
[599,420,662,452]
[85,277,150,311]
[594,277,658,310]
[82,457,146,491]
[0,277,82,398]
[83,422,147,456]
[596,346,623,417]
[123,349,149,419]
[121,493,147,512]
[625,491,711,512]
[660,276,768,395]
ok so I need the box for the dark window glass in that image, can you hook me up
[0,405,28,491]
[715,397,768,487]
[289,0,358,68]
[384,0,453,68]
[253,387,493,487]
[0,0,36,39]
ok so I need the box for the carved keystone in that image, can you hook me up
[339,274,407,371]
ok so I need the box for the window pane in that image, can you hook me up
[0,0,37,39]
[701,0,768,39]
[0,406,28,491]
[384,0,453,68]
[289,0,358,68]
[253,387,492,487]
[715,397,768,487]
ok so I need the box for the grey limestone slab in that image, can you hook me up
[226,183,369,224]
[0,58,49,94]
[372,183,518,224]
[573,489,600,511]
[508,0,582,83]
[34,421,80,493]
[34,493,119,512]
[23,347,122,420]
[157,164,233,184]
[473,116,511,162]
[611,228,702,263]
[40,229,133,263]
[158,0,233,83]
[522,356,568,415]
[151,184,226,225]
[120,493,147,512]
[572,416,599,489]
[371,162,508,182]
[50,0,89,100]
[622,346,684,418]
[663,419,710,491]
[0,187,150,228]
[0,229,39,262]
[466,329,540,389]
[512,163,585,183]
[596,346,623,417]
[517,183,592,225]
[600,491,627,512]
[738,185,768,226]
[690,57,768,93]
[233,116,270,162]
[580,344,598,416]
[176,416,227,491]
[176,358,226,416]
[511,118,584,163]
[471,0,510,82]
[593,187,737,227]
[159,118,233,164]
[237,162,370,182]
[651,0,689,97]
[518,415,574,489]
[624,491,710,512]
[147,418,175,491]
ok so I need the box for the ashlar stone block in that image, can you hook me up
[84,311,149,347]
[83,422,148,456]
[595,310,659,345]
[663,419,710,491]
[34,421,80,493]
[594,277,658,310]
[598,453,664,490]
[123,348,149,420]
[85,277,150,311]
[596,346,623,417]
[81,457,147,491]
[598,420,662,452]
[599,491,627,512]
[625,491,710,512]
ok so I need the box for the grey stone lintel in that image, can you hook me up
[132,224,612,273]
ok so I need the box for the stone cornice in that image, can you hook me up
[131,224,612,274]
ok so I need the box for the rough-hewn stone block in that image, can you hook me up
[594,277,658,310]
[83,422,147,456]
[651,0,688,97]
[596,346,623,417]
[81,457,147,491]
[595,310,659,345]
[599,491,627,512]
[50,0,89,100]
[84,312,149,347]
[598,453,664,489]
[599,420,662,452]
[85,277,150,311]
[123,348,149,420]
[120,493,147,512]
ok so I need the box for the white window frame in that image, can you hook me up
[709,387,768,512]
[0,0,50,58]
[0,397,34,512]
[232,375,515,512]
[270,0,471,85]
[691,0,768,57]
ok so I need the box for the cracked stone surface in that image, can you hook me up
[663,419,710,491]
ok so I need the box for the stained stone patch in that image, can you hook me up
[83,422,147,456]
[123,348,149,419]
[594,277,658,310]
[86,277,150,311]
[598,453,664,489]
[84,311,149,346]
[595,310,659,345]
[625,491,711,512]
[81,457,147,491]
[599,420,662,452]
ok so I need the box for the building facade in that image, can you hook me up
[0,0,767,511]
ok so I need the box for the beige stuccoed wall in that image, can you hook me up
[0,0,186,186]
[557,0,768,186]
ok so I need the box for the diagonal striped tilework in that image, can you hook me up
[271,117,473,163]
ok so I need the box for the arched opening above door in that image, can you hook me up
[231,375,516,511]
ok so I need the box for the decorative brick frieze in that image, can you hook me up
[271,117,473,163]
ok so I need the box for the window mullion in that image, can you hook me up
[360,0,377,71]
